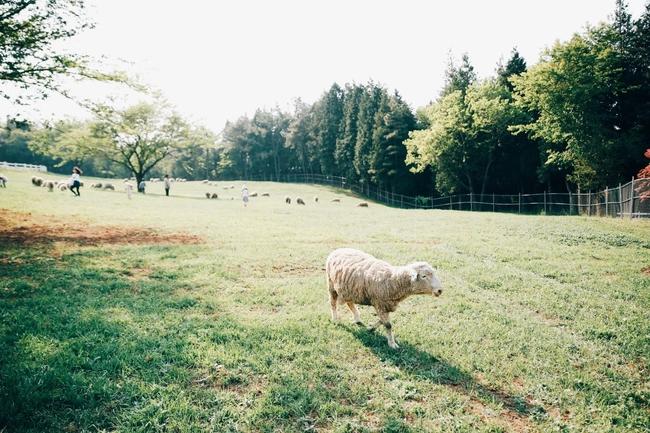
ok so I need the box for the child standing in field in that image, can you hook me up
[241,184,249,207]
[164,174,171,196]
[69,167,82,196]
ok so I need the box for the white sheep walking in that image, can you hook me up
[325,248,442,349]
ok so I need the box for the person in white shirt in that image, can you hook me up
[241,184,249,207]
[69,167,82,196]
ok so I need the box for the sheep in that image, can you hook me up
[211,193,218,199]
[202,179,209,184]
[103,183,115,190]
[0,175,7,187]
[250,192,258,197]
[58,183,68,191]
[43,180,55,192]
[314,196,319,203]
[285,196,291,204]
[91,182,103,189]
[261,192,270,197]
[331,198,341,203]
[205,192,211,199]
[357,202,369,207]
[325,248,443,349]
[31,176,43,187]
[296,197,306,205]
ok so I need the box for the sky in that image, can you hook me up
[2,0,647,133]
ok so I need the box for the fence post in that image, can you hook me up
[618,183,622,218]
[605,187,609,217]
[588,191,591,216]
[630,177,634,219]
[569,191,572,215]
[518,193,521,214]
[544,191,547,214]
[492,193,495,212]
[470,193,473,211]
[449,195,452,210]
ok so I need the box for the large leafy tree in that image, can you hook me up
[43,103,192,185]
[511,1,649,190]
[1,0,91,102]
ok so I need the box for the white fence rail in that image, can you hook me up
[230,173,650,218]
[0,162,47,172]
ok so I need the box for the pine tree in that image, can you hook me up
[315,83,344,175]
[335,84,363,181]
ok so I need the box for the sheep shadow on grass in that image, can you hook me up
[346,325,546,426]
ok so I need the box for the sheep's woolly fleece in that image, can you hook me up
[0,209,203,246]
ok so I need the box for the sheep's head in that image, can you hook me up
[408,262,443,297]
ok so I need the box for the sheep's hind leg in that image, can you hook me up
[328,286,339,322]
[346,302,362,325]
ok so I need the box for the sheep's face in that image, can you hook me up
[409,262,443,296]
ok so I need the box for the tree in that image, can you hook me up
[441,53,476,97]
[314,83,344,175]
[1,0,91,102]
[354,83,382,184]
[85,103,191,185]
[497,48,527,91]
[286,99,318,174]
[335,84,363,181]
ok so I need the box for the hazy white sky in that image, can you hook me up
[2,0,647,132]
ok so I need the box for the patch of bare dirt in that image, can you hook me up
[641,266,650,276]
[0,209,202,246]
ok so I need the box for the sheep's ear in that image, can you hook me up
[409,269,418,282]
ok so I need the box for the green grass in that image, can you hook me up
[0,169,648,433]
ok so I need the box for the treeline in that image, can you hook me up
[2,1,649,195]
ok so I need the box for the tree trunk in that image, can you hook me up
[480,156,494,202]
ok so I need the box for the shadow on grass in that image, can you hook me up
[347,325,546,424]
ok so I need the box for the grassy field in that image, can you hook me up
[0,169,648,433]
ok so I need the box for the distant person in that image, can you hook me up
[0,174,7,187]
[164,174,171,196]
[241,184,249,207]
[138,180,146,194]
[69,167,82,196]
[124,181,133,200]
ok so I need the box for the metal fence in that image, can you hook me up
[233,173,650,218]
[0,161,47,172]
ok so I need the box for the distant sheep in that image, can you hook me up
[91,182,103,189]
[357,202,369,207]
[150,177,160,183]
[202,179,209,184]
[205,192,211,199]
[261,192,270,197]
[211,193,218,199]
[0,175,7,187]
[285,196,291,204]
[250,192,258,197]
[43,180,54,192]
[326,248,443,349]
[103,183,115,190]
[314,196,319,203]
[331,198,341,203]
[31,176,43,187]
[296,197,305,205]
[58,183,68,191]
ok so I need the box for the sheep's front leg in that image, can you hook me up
[377,310,399,349]
[346,302,362,325]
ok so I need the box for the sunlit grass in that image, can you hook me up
[0,169,648,432]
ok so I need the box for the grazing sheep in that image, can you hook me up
[314,196,319,203]
[205,192,211,199]
[326,248,443,349]
[103,183,115,190]
[44,180,55,192]
[0,175,7,187]
[91,182,103,189]
[250,192,258,197]
[58,183,68,191]
[261,192,270,197]
[357,202,369,207]
[296,197,306,205]
[211,193,218,199]
[285,196,291,204]
[331,198,341,203]
[31,176,44,187]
